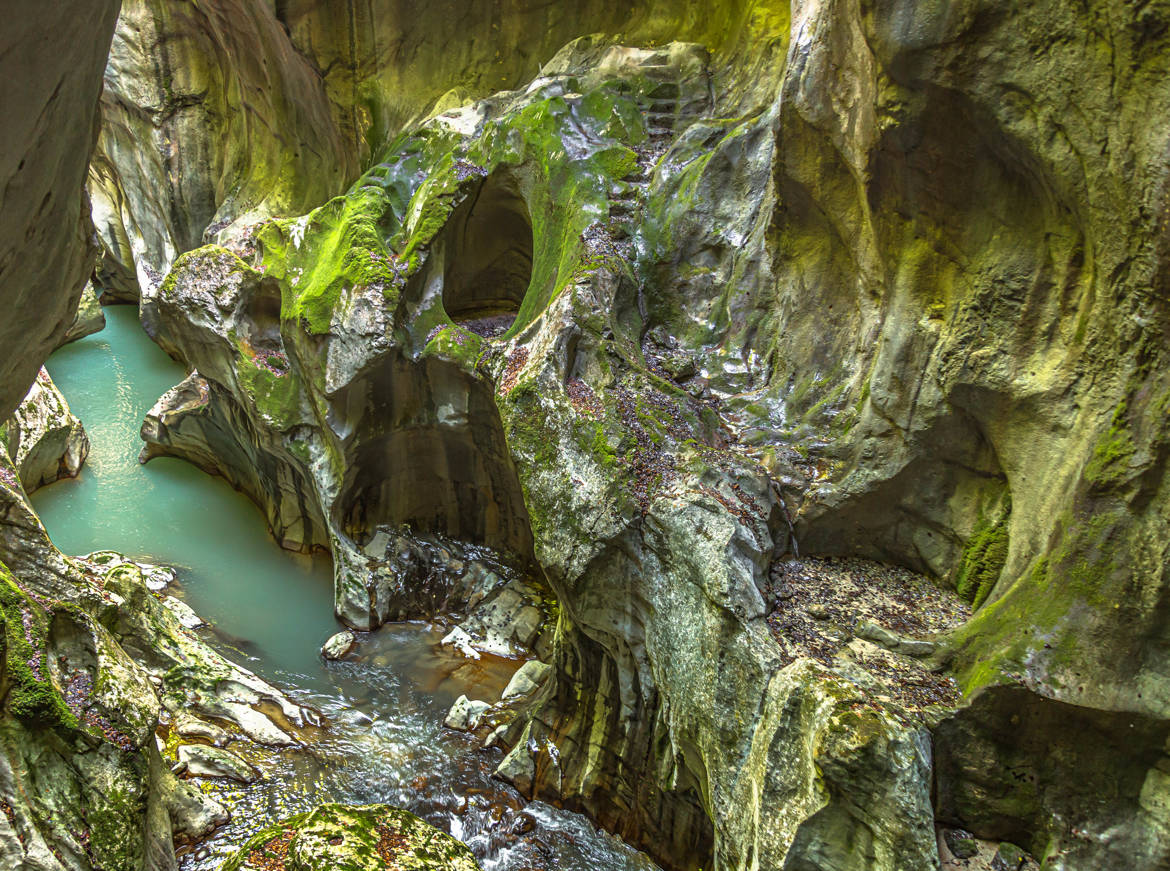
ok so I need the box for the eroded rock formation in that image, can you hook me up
[0,1,120,420]
[1,0,1169,870]
[2,369,89,493]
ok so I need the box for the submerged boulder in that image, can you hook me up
[221,804,480,871]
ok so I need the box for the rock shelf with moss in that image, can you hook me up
[221,804,480,871]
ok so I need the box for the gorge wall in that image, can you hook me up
[0,1,121,420]
[1,1,1168,870]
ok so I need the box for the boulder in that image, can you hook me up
[177,745,258,783]
[221,803,480,871]
[444,695,491,732]
[321,630,356,661]
[501,660,551,702]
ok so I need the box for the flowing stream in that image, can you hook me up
[32,304,658,871]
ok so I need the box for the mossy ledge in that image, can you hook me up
[221,804,481,871]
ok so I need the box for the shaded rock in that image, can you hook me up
[177,745,258,783]
[221,803,480,871]
[321,630,356,661]
[122,3,1170,869]
[942,828,979,860]
[59,283,106,346]
[0,0,119,420]
[992,843,1028,871]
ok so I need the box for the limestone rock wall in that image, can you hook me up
[2,368,89,493]
[87,0,780,303]
[142,40,945,871]
[90,0,354,301]
[0,1,120,420]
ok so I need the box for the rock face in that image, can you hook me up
[221,804,481,871]
[86,0,749,303]
[0,438,312,869]
[0,1,120,420]
[137,2,1170,867]
[2,1,1169,870]
[2,368,89,492]
[90,0,354,302]
[144,38,941,871]
[60,284,107,346]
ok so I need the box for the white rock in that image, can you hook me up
[440,626,481,660]
[502,660,552,701]
[177,745,258,783]
[143,565,175,592]
[320,630,356,661]
[444,694,491,731]
[162,596,205,629]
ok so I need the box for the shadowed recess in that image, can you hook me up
[336,352,535,562]
[440,170,534,337]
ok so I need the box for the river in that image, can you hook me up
[32,304,658,871]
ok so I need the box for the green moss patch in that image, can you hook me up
[222,803,480,871]
[955,497,1012,608]
[0,562,76,729]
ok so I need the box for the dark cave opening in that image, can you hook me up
[438,170,533,338]
[334,352,535,564]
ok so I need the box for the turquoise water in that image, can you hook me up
[34,305,337,683]
[31,304,656,871]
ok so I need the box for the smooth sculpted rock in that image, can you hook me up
[143,38,936,870]
[1,367,89,492]
[0,1,119,420]
[131,2,1170,870]
[60,283,107,346]
[221,803,480,871]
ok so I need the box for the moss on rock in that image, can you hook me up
[221,803,480,871]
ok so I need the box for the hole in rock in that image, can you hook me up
[335,353,535,564]
[438,170,533,338]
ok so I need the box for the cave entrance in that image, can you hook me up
[439,171,533,338]
[335,352,535,564]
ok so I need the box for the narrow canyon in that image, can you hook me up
[0,2,1168,870]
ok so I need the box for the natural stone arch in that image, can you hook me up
[438,169,533,335]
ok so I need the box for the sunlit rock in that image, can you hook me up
[221,804,481,871]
